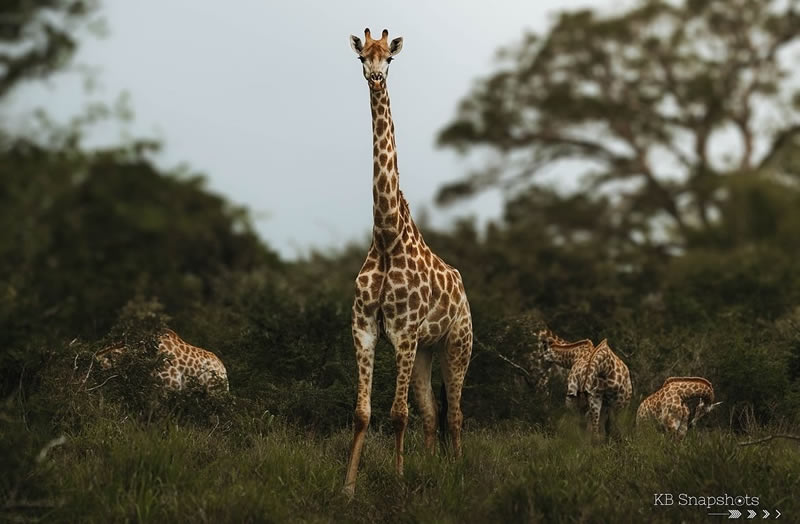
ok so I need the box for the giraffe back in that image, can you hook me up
[95,329,229,392]
[567,339,631,408]
[158,329,229,391]
[636,377,716,432]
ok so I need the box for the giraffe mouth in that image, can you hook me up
[368,80,386,91]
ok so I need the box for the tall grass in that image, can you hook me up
[13,415,798,524]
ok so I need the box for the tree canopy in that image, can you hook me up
[0,0,99,99]
[438,0,800,251]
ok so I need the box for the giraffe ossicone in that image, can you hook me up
[343,28,474,498]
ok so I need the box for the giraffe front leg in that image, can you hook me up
[390,337,418,477]
[676,405,690,441]
[411,347,437,453]
[343,307,378,498]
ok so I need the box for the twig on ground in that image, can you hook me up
[207,417,221,441]
[738,434,800,446]
[85,375,118,392]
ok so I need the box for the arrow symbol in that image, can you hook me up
[747,509,756,518]
[763,509,770,518]
[775,509,781,519]
[729,509,742,519]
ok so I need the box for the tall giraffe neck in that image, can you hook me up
[369,88,404,246]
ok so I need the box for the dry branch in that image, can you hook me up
[738,434,800,446]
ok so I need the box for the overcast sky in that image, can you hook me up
[9,0,631,259]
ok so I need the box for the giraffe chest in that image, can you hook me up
[375,267,459,344]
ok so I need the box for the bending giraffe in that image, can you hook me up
[96,328,229,392]
[536,327,594,369]
[534,328,595,391]
[566,339,632,439]
[636,377,722,439]
[343,28,473,498]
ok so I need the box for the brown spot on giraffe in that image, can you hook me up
[344,27,472,500]
[564,338,632,440]
[96,328,229,392]
[636,377,720,439]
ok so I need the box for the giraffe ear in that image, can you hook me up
[389,37,403,56]
[350,35,363,55]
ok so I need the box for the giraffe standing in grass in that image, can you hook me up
[96,328,229,391]
[636,377,721,439]
[566,339,632,439]
[343,28,473,498]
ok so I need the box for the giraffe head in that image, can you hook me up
[95,344,125,369]
[690,400,723,427]
[349,28,403,91]
[536,329,555,361]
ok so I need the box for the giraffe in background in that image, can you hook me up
[636,377,721,439]
[566,339,632,439]
[343,28,473,498]
[96,328,229,392]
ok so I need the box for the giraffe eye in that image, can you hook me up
[358,56,365,63]
[386,57,393,64]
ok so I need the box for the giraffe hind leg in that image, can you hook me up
[588,395,603,441]
[389,337,418,477]
[440,316,472,457]
[411,346,437,453]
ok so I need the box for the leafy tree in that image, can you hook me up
[0,0,99,100]
[437,0,800,250]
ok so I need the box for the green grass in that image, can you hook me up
[16,416,800,523]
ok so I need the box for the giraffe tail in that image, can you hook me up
[438,381,448,445]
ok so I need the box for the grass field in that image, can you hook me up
[7,407,798,524]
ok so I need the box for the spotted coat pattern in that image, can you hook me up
[343,28,473,498]
[536,328,594,369]
[566,339,632,438]
[636,377,718,439]
[97,329,229,392]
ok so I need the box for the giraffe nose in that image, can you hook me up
[370,72,383,82]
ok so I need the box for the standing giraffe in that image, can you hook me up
[566,339,632,439]
[343,28,473,497]
[96,328,229,392]
[636,377,721,439]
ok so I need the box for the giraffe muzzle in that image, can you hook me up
[368,73,385,91]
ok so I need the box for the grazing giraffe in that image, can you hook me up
[343,28,473,498]
[567,339,632,439]
[96,328,229,391]
[636,377,721,439]
[535,328,594,369]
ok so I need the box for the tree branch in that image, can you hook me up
[738,433,800,446]
[758,124,800,170]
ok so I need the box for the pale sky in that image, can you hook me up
[8,0,630,259]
